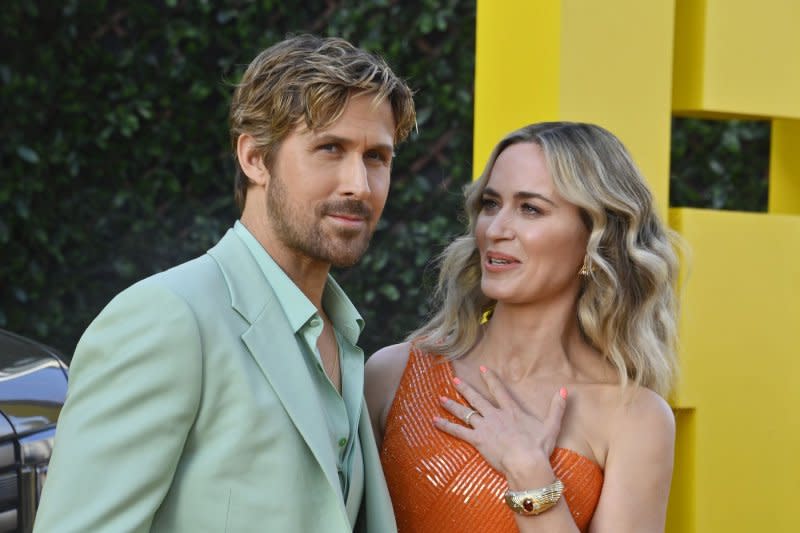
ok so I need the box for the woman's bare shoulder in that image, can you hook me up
[562,382,673,469]
[588,387,675,530]
[366,341,414,384]
[618,387,675,434]
[607,386,675,468]
[364,342,415,441]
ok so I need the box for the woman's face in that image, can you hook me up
[475,142,589,306]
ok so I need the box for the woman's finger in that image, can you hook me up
[439,396,483,426]
[451,376,495,413]
[544,386,568,442]
[478,366,518,410]
[433,415,476,442]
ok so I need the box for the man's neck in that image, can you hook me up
[270,252,330,309]
[239,217,330,309]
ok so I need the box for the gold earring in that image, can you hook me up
[578,257,592,277]
[479,305,495,324]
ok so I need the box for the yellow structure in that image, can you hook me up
[474,1,800,531]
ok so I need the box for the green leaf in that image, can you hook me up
[379,284,401,301]
[17,145,40,164]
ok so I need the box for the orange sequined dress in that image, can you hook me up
[380,350,604,532]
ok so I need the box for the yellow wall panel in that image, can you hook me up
[672,0,706,111]
[473,0,561,175]
[673,0,800,118]
[669,208,800,532]
[560,0,674,215]
[769,119,800,214]
[477,2,800,531]
[666,408,695,533]
[475,0,675,214]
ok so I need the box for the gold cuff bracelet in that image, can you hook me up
[504,479,565,516]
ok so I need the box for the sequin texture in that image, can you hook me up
[380,350,603,532]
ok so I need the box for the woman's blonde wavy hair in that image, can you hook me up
[410,122,682,397]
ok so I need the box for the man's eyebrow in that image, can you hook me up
[483,186,556,206]
[309,133,348,144]
[310,133,394,152]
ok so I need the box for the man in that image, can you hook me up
[34,34,416,532]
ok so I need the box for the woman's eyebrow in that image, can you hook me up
[483,186,556,206]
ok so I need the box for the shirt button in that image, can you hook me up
[309,317,321,328]
[338,437,347,447]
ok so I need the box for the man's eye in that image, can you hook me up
[319,144,339,153]
[365,150,389,163]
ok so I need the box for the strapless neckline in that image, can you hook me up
[381,348,605,532]
[441,357,604,472]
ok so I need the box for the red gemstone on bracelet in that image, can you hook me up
[523,498,535,512]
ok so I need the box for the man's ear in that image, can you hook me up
[236,133,269,186]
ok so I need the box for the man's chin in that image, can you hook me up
[329,248,370,268]
[326,238,372,268]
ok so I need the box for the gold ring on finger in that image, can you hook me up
[464,409,478,426]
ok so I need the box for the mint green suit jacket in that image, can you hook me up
[34,229,397,532]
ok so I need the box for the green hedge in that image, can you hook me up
[2,2,768,359]
[1,0,474,358]
[671,117,769,212]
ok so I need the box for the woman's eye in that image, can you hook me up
[480,197,498,210]
[521,203,541,215]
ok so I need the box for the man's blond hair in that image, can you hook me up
[229,34,416,211]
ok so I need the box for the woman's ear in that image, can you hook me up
[236,133,269,186]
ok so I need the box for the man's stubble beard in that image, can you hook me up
[266,171,377,268]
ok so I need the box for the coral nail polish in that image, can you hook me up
[452,377,461,385]
[479,365,487,373]
[560,387,568,399]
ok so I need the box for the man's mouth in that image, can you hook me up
[322,201,371,219]
[322,201,372,227]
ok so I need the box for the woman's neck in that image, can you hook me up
[470,298,585,382]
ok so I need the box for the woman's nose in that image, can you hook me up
[485,209,513,240]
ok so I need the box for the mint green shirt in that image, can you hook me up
[234,221,365,528]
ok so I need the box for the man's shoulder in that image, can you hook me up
[100,253,222,318]
[138,228,245,294]
[153,252,221,288]
[110,230,240,312]
[129,252,218,293]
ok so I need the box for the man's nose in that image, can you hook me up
[338,155,370,198]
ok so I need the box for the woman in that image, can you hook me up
[366,122,681,532]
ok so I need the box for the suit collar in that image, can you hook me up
[231,220,364,344]
[357,401,397,532]
[208,228,395,531]
[207,228,267,324]
[207,229,342,501]
[240,313,341,496]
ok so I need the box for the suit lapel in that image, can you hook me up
[358,399,397,532]
[208,230,342,502]
[241,312,341,495]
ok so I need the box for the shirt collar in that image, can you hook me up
[233,221,363,343]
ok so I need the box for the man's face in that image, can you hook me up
[265,92,396,268]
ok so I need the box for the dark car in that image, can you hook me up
[0,330,68,533]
